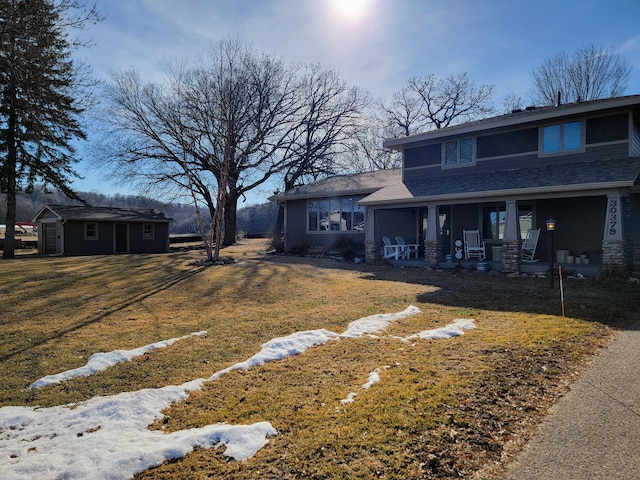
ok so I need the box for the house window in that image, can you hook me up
[483,205,534,241]
[84,222,98,240]
[143,223,155,240]
[518,205,533,240]
[542,121,582,154]
[308,198,365,232]
[482,205,505,240]
[443,138,474,166]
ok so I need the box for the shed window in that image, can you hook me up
[84,222,98,240]
[143,223,155,240]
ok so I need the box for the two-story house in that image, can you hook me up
[272,95,640,275]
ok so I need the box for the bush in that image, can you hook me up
[597,264,630,282]
[270,235,285,253]
[288,243,309,256]
[332,237,363,261]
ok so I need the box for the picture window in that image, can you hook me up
[308,198,365,233]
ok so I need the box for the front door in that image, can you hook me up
[114,223,128,253]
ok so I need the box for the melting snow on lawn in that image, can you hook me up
[339,318,477,405]
[0,306,476,480]
[30,331,208,389]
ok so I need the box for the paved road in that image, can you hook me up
[503,319,640,480]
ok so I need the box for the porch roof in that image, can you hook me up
[359,157,640,206]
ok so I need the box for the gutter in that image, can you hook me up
[359,181,633,207]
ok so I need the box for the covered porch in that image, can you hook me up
[364,191,635,276]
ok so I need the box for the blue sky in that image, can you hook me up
[73,0,640,203]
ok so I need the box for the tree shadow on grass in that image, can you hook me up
[263,254,639,329]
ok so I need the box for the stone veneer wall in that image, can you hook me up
[602,239,628,268]
[501,241,520,274]
[424,240,442,269]
[633,242,640,277]
[365,240,381,264]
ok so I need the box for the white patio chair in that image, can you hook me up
[395,236,419,259]
[382,236,399,260]
[521,228,541,262]
[463,229,486,260]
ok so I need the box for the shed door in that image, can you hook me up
[114,223,129,253]
[43,222,59,255]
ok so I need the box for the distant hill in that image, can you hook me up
[1,189,278,236]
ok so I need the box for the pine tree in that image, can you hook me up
[0,0,98,258]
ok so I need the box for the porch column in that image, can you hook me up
[364,207,380,264]
[501,199,520,274]
[424,204,441,268]
[602,193,627,268]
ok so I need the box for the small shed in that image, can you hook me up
[33,205,174,256]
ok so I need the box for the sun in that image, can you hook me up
[329,0,372,21]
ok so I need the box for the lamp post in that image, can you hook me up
[546,217,556,288]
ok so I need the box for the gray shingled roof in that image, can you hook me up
[38,205,173,222]
[271,169,401,200]
[384,95,640,149]
[361,158,640,205]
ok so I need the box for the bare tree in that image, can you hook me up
[501,92,525,114]
[279,65,370,189]
[101,38,366,254]
[380,73,495,137]
[531,44,631,105]
[100,39,305,253]
[339,113,402,173]
[272,64,370,236]
[379,86,427,137]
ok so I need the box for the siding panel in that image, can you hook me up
[404,144,441,168]
[586,113,628,144]
[476,128,538,158]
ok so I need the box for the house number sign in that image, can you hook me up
[608,198,618,236]
[605,195,622,240]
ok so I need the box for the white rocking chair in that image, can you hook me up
[463,229,486,260]
[521,228,541,262]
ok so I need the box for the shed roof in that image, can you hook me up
[34,205,174,223]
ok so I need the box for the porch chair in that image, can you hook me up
[382,236,400,260]
[463,229,486,260]
[520,228,541,262]
[395,236,419,259]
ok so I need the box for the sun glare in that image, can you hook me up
[329,0,372,21]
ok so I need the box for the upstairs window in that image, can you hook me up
[443,138,474,166]
[542,121,582,154]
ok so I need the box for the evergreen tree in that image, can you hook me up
[0,0,98,258]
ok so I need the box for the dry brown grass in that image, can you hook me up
[1,239,638,479]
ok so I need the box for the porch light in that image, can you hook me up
[546,217,556,288]
[545,217,556,231]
